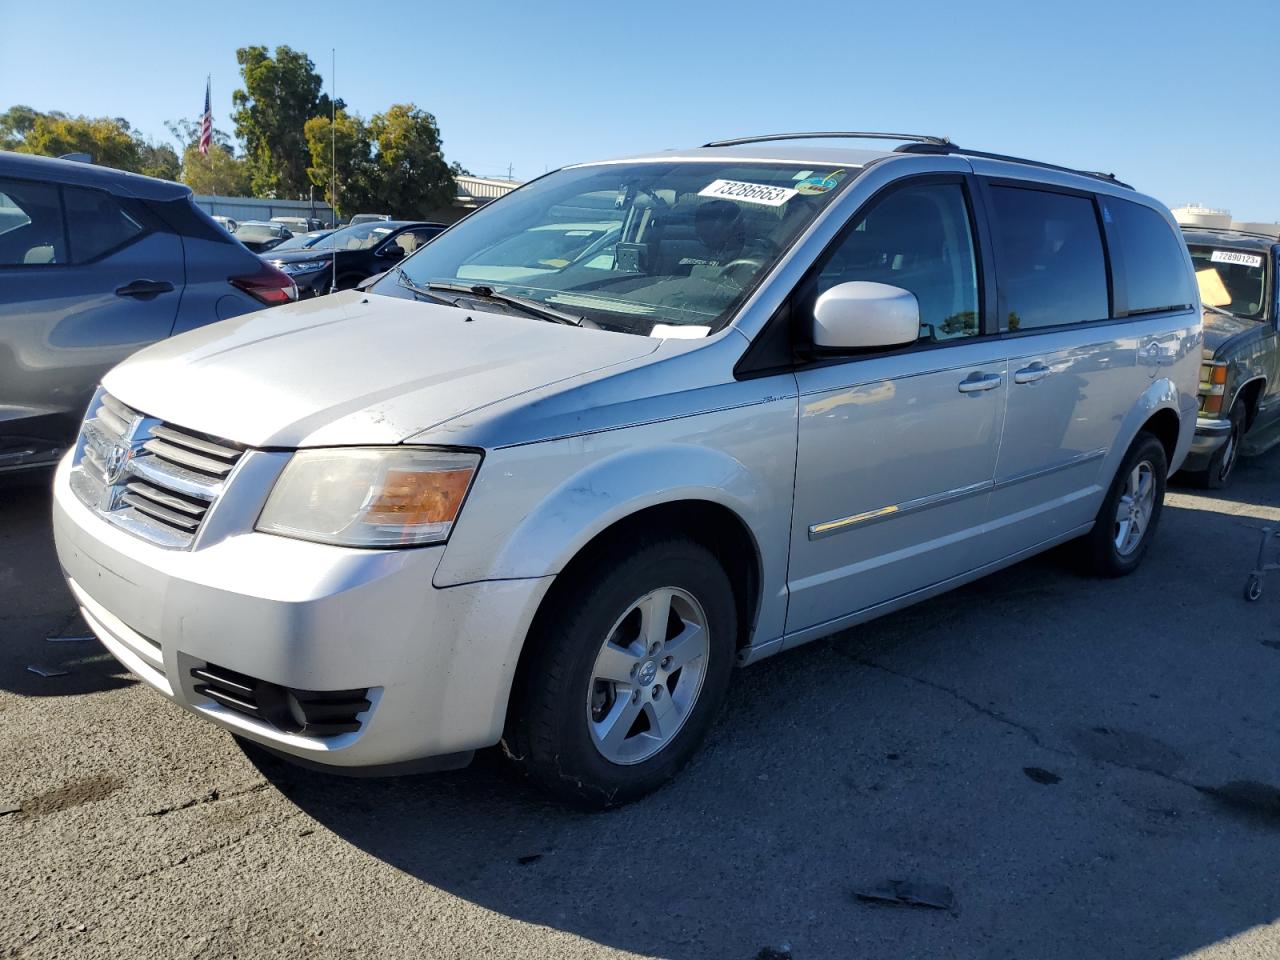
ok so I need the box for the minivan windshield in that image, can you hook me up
[381,161,853,335]
[1188,244,1270,320]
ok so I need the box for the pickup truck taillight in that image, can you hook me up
[231,263,299,306]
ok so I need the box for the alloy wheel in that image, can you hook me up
[586,587,710,765]
[1114,460,1156,556]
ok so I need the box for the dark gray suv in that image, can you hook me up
[0,151,297,472]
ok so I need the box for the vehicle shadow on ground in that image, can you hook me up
[0,473,137,697]
[252,461,1280,959]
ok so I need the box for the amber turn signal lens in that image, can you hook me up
[366,468,474,526]
[1210,364,1228,386]
[1202,393,1224,416]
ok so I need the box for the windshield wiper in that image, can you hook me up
[1203,304,1239,318]
[426,281,583,326]
[395,267,456,306]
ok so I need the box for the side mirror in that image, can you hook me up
[379,244,405,260]
[812,281,920,350]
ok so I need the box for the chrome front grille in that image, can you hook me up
[70,391,246,548]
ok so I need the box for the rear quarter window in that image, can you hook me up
[1102,198,1194,316]
[63,185,145,263]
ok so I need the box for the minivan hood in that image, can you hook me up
[104,292,660,448]
[1202,308,1264,353]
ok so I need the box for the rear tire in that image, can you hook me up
[504,536,736,808]
[1082,432,1168,578]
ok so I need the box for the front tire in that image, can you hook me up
[1082,432,1168,577]
[504,536,736,808]
[1192,400,1245,489]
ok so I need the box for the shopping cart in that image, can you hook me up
[1244,526,1280,601]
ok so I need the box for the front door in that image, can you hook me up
[786,177,1006,635]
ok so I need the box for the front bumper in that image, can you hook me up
[1179,416,1232,473]
[290,269,333,297]
[51,455,552,769]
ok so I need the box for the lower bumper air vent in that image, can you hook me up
[191,663,372,738]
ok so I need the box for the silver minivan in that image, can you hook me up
[52,133,1200,806]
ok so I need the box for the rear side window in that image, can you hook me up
[63,185,144,263]
[1103,198,1194,316]
[988,186,1109,331]
[0,178,65,265]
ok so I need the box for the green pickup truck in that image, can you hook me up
[1179,226,1280,487]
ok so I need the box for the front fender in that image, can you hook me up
[441,442,765,583]
[433,395,801,647]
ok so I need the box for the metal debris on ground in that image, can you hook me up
[755,944,792,960]
[1024,766,1062,785]
[516,853,543,865]
[45,634,94,643]
[26,665,70,678]
[0,802,21,817]
[855,879,955,911]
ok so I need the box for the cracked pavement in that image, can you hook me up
[2,453,1280,960]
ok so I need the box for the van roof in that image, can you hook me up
[588,132,1133,193]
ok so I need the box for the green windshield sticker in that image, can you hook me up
[794,169,845,195]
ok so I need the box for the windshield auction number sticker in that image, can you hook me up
[699,179,797,207]
[1211,250,1263,268]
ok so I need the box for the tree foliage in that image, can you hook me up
[178,143,253,196]
[305,103,455,218]
[2,107,179,180]
[232,45,340,199]
[3,45,467,211]
[304,109,374,216]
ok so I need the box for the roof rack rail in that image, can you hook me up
[894,142,1133,190]
[1175,223,1279,241]
[702,131,951,149]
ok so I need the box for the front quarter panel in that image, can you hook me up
[433,382,800,647]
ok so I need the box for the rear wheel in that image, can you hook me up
[1082,432,1168,577]
[504,536,736,808]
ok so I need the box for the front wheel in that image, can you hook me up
[1082,432,1168,577]
[504,536,737,808]
[1191,400,1245,489]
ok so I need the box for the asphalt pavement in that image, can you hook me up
[2,453,1280,960]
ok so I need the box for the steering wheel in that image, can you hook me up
[719,258,765,286]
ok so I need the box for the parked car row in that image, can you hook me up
[47,132,1212,807]
[262,219,445,295]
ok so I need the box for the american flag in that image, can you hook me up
[199,78,212,157]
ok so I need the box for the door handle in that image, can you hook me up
[958,373,1003,393]
[115,279,174,299]
[1014,362,1051,384]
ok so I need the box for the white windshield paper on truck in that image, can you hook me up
[698,179,797,207]
[1211,250,1263,269]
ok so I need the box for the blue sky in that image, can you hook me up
[2,0,1277,219]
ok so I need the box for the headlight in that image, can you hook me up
[256,447,480,547]
[277,260,329,275]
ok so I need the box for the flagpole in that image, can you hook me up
[330,48,337,295]
[207,76,213,170]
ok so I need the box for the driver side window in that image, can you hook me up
[817,182,980,342]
